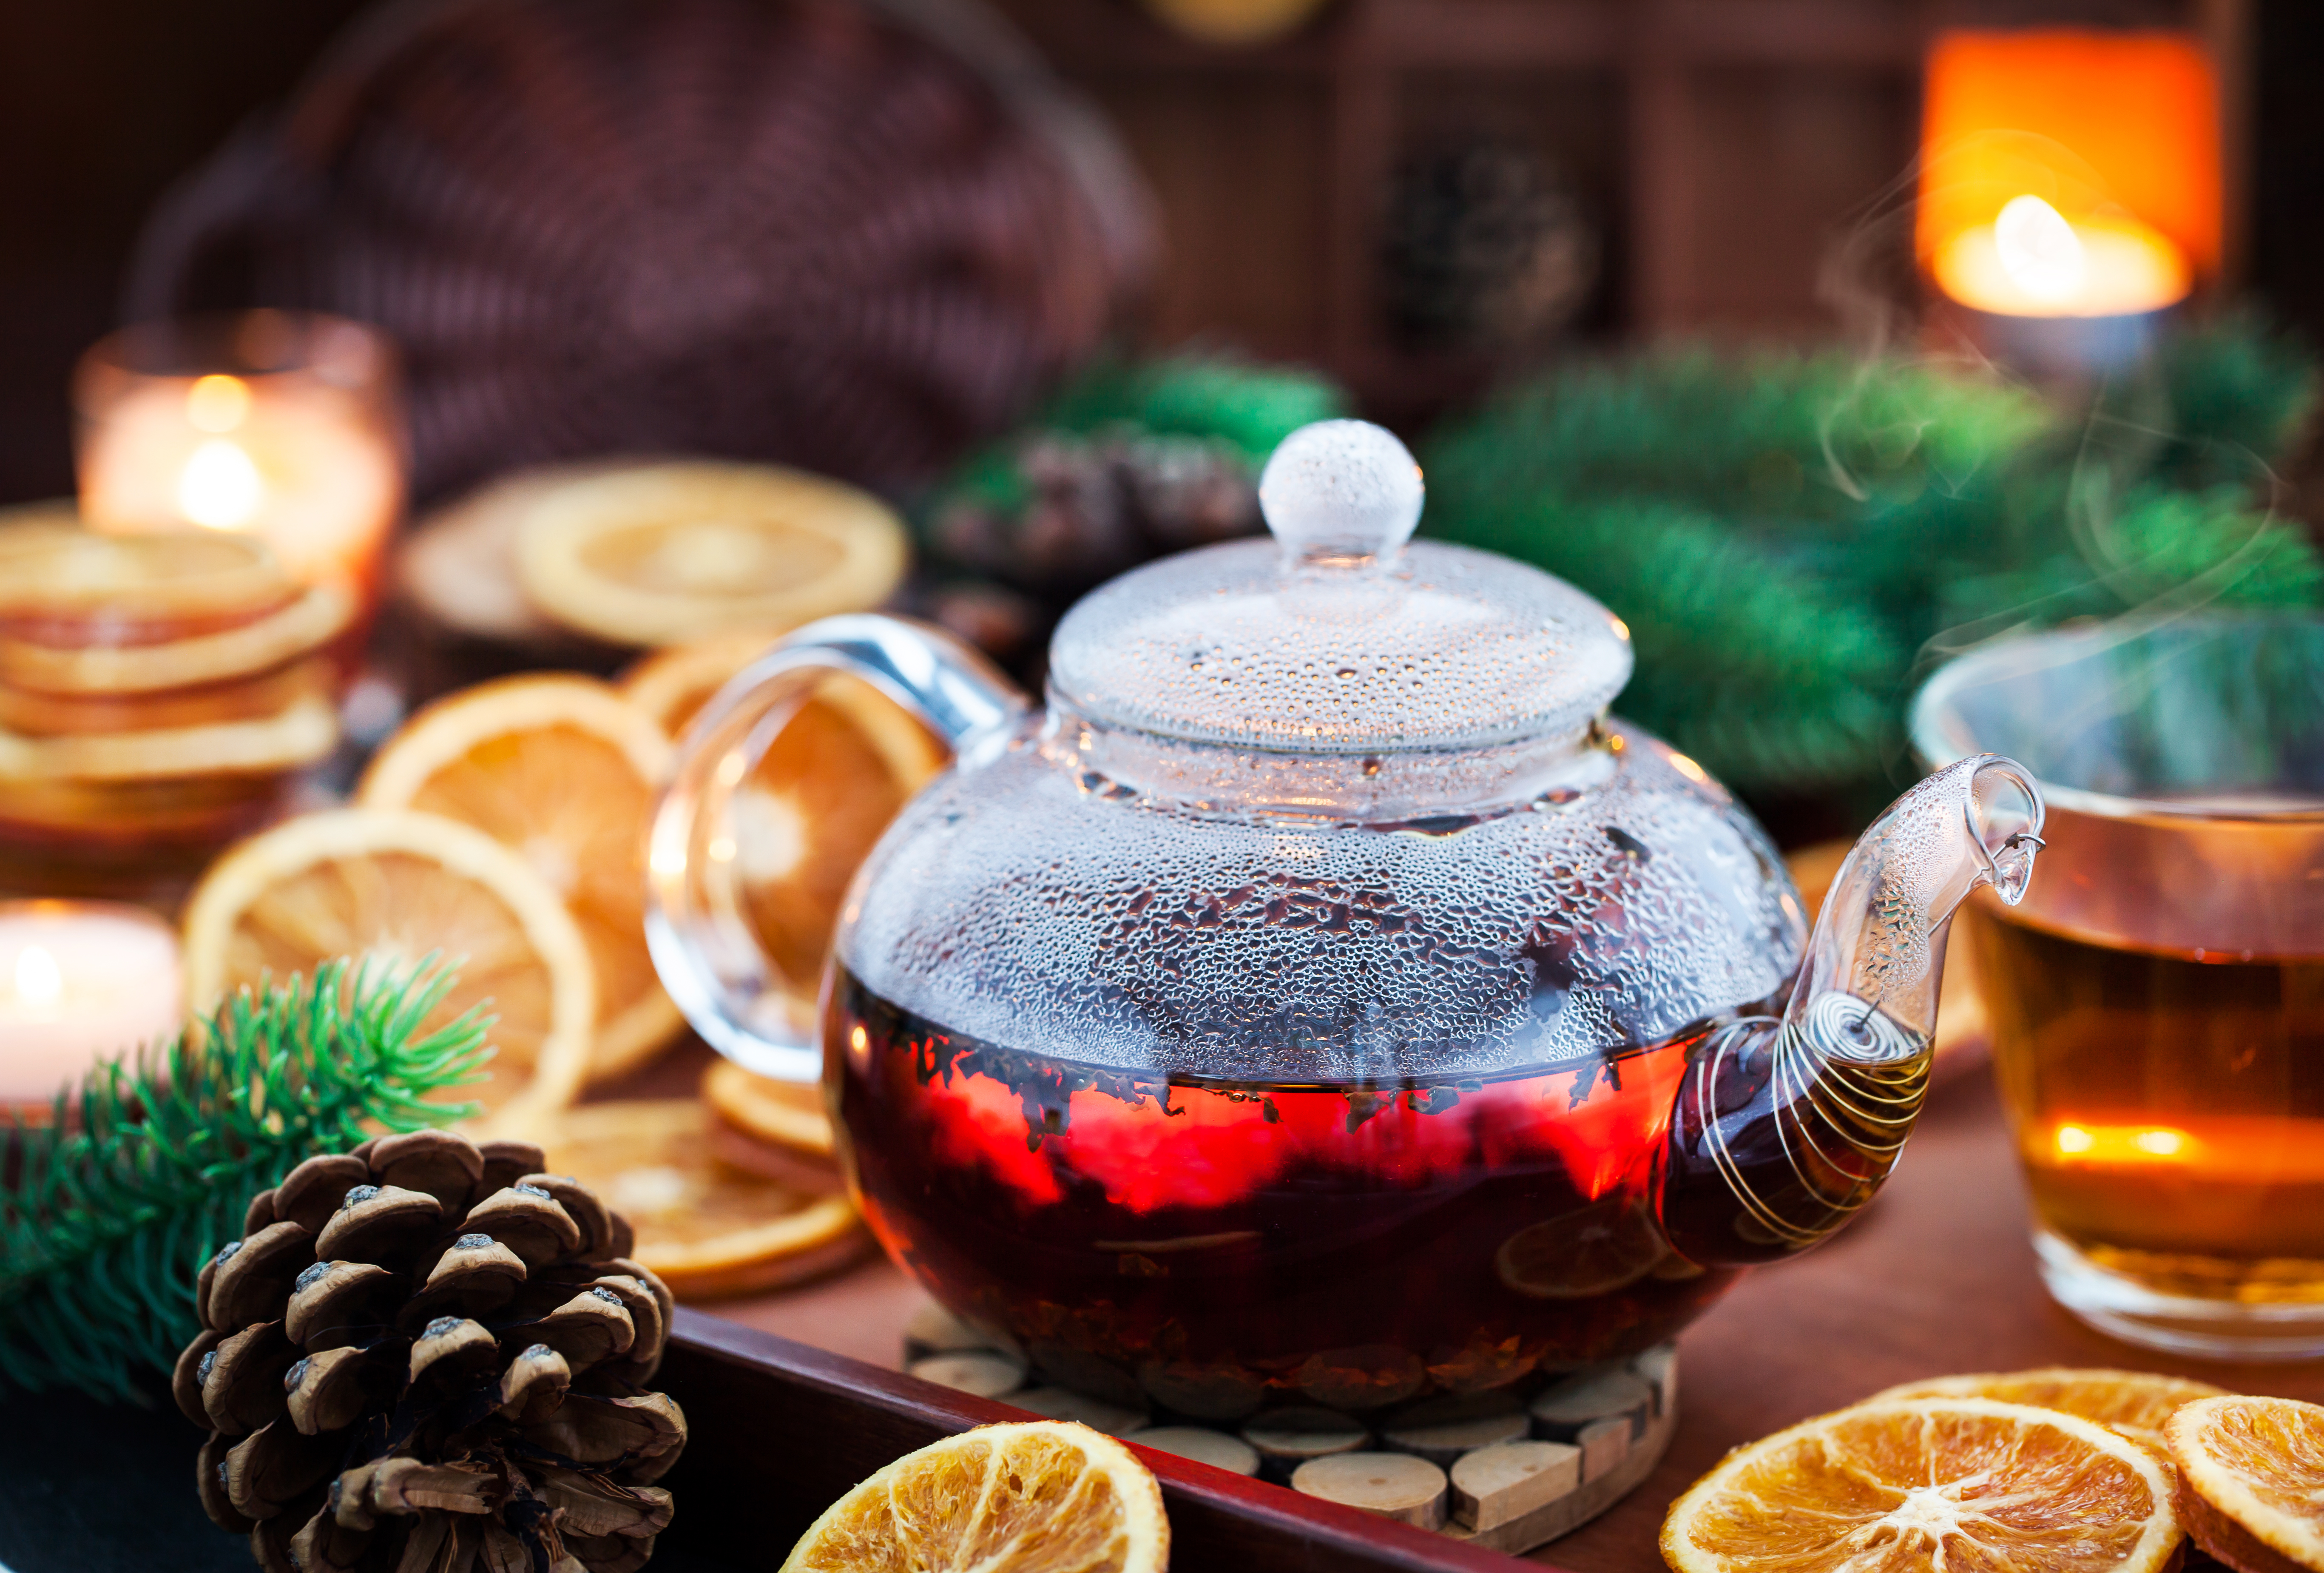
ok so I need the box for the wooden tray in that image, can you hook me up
[661,1309,1535,1571]
[0,1314,1535,1572]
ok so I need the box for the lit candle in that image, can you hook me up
[1932,194,2191,319]
[0,901,185,1107]
[74,313,404,598]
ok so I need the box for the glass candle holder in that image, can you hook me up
[74,312,406,603]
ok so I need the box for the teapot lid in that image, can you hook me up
[1046,420,1634,754]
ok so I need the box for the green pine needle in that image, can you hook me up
[0,956,489,1402]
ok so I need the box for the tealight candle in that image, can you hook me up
[74,312,405,598]
[1932,194,2190,319]
[0,901,185,1106]
[1930,194,2192,376]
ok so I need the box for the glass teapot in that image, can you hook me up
[648,421,2044,1406]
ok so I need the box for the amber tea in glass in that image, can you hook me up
[1916,616,2324,1357]
[1974,912,2324,1290]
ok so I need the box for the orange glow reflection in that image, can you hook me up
[1919,30,2219,315]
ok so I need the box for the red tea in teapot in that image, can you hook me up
[828,967,1736,1412]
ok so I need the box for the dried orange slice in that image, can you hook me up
[0,657,331,737]
[534,1100,866,1299]
[182,807,595,1129]
[616,630,784,736]
[1496,1195,1671,1299]
[621,638,946,994]
[395,461,625,644]
[720,674,944,995]
[702,1057,834,1157]
[0,583,352,695]
[780,1420,1170,1573]
[0,509,293,629]
[0,692,338,782]
[2168,1394,2324,1573]
[515,461,908,647]
[623,631,946,996]
[358,675,681,1081]
[0,773,283,844]
[1869,1368,2227,1453]
[1662,1397,2181,1573]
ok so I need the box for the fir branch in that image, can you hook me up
[2140,309,2320,494]
[0,956,488,1401]
[1421,330,2324,798]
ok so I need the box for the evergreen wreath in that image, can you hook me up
[0,959,487,1400]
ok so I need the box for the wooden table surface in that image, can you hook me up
[698,1066,2324,1573]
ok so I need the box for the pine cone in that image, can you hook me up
[173,1129,685,1573]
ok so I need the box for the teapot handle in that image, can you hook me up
[644,614,1031,1082]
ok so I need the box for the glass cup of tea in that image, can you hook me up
[1913,614,2324,1359]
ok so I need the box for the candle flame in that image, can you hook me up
[177,439,267,529]
[185,374,252,433]
[14,945,62,1011]
[1931,199,2189,319]
[1993,195,2087,302]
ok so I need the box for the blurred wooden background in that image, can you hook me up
[2,0,2319,502]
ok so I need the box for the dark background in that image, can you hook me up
[1,0,2318,509]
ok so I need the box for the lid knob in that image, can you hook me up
[1258,419,1423,565]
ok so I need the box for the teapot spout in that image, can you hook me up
[1658,754,2044,1266]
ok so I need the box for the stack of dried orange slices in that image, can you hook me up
[0,509,349,882]
[1662,1368,2324,1573]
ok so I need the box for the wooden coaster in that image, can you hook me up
[1528,1368,1655,1441]
[1635,1342,1679,1417]
[1379,1391,1530,1467]
[1451,1440,1580,1532]
[1292,1452,1449,1530]
[1575,1414,1633,1482]
[888,1307,1679,1557]
[1450,1377,1678,1553]
[907,1352,1027,1399]
[1135,1427,1261,1476]
[1240,1407,1371,1471]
